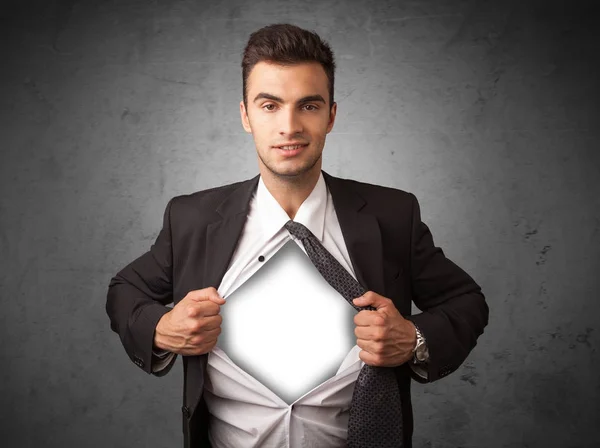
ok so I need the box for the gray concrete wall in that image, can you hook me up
[1,0,598,447]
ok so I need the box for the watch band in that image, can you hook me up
[412,323,430,363]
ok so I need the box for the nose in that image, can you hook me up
[279,107,303,136]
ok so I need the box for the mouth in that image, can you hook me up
[273,143,309,157]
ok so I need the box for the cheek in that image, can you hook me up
[251,112,269,125]
[252,119,271,136]
[255,132,269,145]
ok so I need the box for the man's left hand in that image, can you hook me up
[352,291,417,367]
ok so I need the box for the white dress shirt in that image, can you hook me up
[152,171,427,447]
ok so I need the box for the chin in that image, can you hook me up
[259,150,321,179]
[266,162,313,178]
[272,167,310,178]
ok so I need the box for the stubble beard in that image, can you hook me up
[258,147,322,183]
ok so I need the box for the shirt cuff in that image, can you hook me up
[152,347,170,358]
[151,350,175,373]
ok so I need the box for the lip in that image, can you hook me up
[272,142,309,148]
[274,143,308,157]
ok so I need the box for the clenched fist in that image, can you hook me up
[153,287,226,356]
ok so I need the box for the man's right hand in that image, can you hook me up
[153,287,226,356]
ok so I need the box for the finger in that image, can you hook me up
[354,326,365,340]
[353,310,385,326]
[356,339,377,357]
[187,317,222,340]
[186,335,219,356]
[194,300,223,317]
[353,292,394,311]
[191,324,221,341]
[354,325,381,341]
[356,337,366,350]
[188,287,226,304]
[196,332,220,350]
[196,314,223,332]
[358,348,380,367]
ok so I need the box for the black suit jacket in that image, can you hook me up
[106,170,489,447]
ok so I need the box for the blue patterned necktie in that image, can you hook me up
[284,220,403,448]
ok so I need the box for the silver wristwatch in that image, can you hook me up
[412,324,430,364]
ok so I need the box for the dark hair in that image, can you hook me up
[241,23,336,112]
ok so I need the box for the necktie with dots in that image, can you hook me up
[284,220,403,448]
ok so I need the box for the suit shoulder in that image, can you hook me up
[334,175,416,207]
[168,178,254,210]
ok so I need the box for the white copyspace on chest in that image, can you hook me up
[216,239,358,404]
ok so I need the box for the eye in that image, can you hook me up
[303,104,318,111]
[262,103,276,111]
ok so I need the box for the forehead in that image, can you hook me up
[247,61,328,96]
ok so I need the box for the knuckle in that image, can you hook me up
[189,320,202,333]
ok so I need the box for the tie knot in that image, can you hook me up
[284,220,312,241]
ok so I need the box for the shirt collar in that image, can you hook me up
[255,171,327,243]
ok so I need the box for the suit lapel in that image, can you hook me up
[322,171,385,296]
[203,175,261,289]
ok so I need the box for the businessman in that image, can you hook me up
[106,23,489,447]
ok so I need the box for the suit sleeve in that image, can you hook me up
[404,193,489,384]
[408,361,428,379]
[106,197,179,377]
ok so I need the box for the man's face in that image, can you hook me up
[240,61,337,181]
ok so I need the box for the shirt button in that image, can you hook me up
[258,255,265,262]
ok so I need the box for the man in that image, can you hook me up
[106,23,489,447]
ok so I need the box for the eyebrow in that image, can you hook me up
[252,93,326,105]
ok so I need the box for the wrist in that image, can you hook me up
[410,322,418,351]
[153,312,170,351]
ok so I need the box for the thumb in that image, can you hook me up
[352,291,384,309]
[188,287,226,304]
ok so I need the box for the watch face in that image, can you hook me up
[415,344,428,362]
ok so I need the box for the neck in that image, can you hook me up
[259,166,321,220]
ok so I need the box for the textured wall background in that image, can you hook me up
[1,0,598,447]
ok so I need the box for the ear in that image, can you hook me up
[326,102,337,134]
[240,100,252,133]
